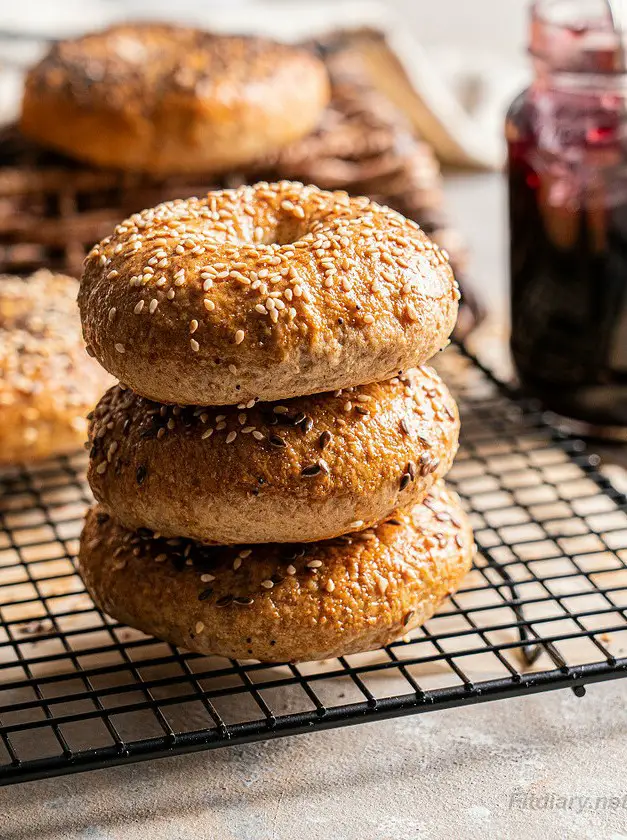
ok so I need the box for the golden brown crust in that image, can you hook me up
[79,182,460,405]
[20,24,330,174]
[78,482,473,662]
[0,270,112,464]
[87,366,459,544]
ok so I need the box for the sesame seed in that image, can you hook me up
[301,462,322,477]
[114,343,125,354]
[108,307,117,321]
[195,621,205,634]
[261,579,274,589]
[252,431,264,441]
[325,579,335,593]
[190,339,199,352]
[155,554,167,563]
[216,595,233,608]
[319,431,332,449]
[363,313,375,324]
[190,319,199,334]
[134,300,144,314]
[148,299,158,314]
[233,557,242,571]
[201,429,213,439]
[203,298,215,311]
[167,289,175,300]
[235,329,245,344]
[96,461,107,475]
[306,559,323,569]
[226,431,237,444]
[234,596,254,606]
[201,574,215,582]
[286,565,296,575]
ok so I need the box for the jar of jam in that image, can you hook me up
[507,0,627,435]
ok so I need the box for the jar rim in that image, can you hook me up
[530,0,627,74]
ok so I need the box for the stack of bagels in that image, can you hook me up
[77,180,472,663]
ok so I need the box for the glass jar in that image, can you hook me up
[507,0,627,434]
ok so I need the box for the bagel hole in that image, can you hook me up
[261,216,308,246]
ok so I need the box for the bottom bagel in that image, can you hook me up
[78,482,473,662]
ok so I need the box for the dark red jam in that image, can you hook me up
[507,5,627,430]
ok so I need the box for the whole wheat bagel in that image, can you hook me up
[78,482,473,662]
[87,366,459,544]
[0,270,112,464]
[79,181,460,405]
[20,24,330,174]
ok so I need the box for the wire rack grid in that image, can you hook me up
[0,343,626,786]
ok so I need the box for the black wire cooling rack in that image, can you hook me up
[0,343,626,787]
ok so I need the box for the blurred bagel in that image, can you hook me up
[0,270,112,464]
[21,24,330,174]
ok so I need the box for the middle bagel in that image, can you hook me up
[88,366,459,545]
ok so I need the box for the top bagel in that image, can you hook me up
[80,181,460,405]
[20,24,330,174]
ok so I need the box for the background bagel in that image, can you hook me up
[0,270,112,464]
[87,366,459,544]
[78,482,473,663]
[80,182,460,405]
[21,24,330,174]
